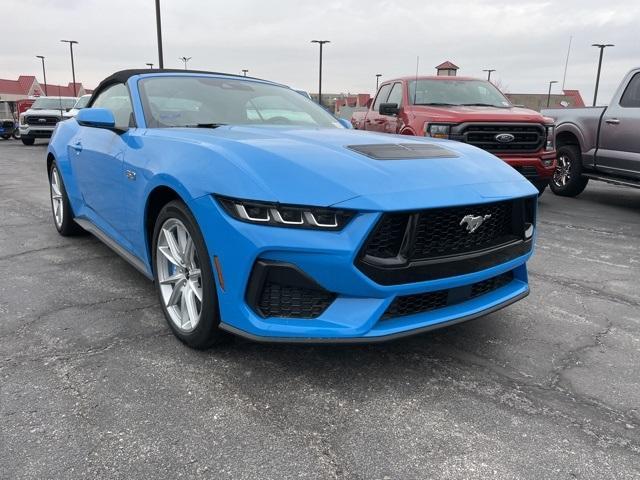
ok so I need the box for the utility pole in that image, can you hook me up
[60,40,78,96]
[146,63,154,69]
[180,57,192,69]
[155,0,164,68]
[375,73,382,90]
[36,56,47,95]
[547,80,558,107]
[242,69,249,77]
[483,69,496,82]
[311,40,330,106]
[592,43,614,106]
[561,35,572,90]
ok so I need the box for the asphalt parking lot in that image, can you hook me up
[0,139,639,480]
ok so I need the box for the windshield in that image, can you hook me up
[31,98,77,110]
[408,79,511,108]
[74,95,91,109]
[139,76,342,128]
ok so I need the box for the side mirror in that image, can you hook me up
[76,108,116,129]
[336,118,353,129]
[379,103,399,116]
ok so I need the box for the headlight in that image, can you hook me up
[544,125,555,151]
[216,196,355,230]
[19,115,26,126]
[424,123,451,139]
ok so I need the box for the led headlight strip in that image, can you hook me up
[216,196,355,230]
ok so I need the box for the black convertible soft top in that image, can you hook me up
[88,69,264,106]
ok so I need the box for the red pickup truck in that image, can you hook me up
[351,76,557,193]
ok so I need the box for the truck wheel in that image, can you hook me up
[21,136,35,146]
[13,130,20,139]
[533,181,548,196]
[550,145,588,197]
[1,134,10,140]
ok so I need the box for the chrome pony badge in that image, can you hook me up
[460,214,492,233]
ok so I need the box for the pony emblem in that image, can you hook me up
[460,214,492,233]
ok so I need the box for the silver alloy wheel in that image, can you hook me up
[50,167,64,228]
[156,218,203,332]
[553,154,571,187]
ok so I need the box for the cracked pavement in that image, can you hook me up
[1,140,639,479]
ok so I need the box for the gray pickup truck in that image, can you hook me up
[542,67,640,196]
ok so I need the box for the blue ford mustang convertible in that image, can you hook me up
[47,69,537,348]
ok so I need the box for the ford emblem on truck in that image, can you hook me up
[460,214,492,233]
[495,133,515,143]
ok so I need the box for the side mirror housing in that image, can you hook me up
[379,103,400,116]
[336,117,353,129]
[76,108,116,129]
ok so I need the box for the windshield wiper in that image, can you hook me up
[190,123,227,128]
[459,103,507,108]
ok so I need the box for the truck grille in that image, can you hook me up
[356,197,535,285]
[25,115,59,126]
[458,124,545,153]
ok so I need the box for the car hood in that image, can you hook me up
[413,105,547,124]
[23,108,64,117]
[149,126,537,209]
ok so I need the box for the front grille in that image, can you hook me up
[258,282,335,319]
[458,124,545,153]
[363,213,409,259]
[513,166,539,179]
[25,115,59,126]
[411,201,514,259]
[382,271,513,320]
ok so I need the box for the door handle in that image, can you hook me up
[71,141,83,152]
[605,118,620,125]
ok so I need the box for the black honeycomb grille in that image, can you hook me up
[258,282,336,319]
[412,201,514,259]
[382,271,514,320]
[363,214,409,259]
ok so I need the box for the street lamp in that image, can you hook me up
[547,80,558,107]
[179,56,192,69]
[242,69,249,77]
[36,56,47,96]
[155,0,164,68]
[592,43,614,106]
[375,73,382,90]
[483,69,496,82]
[60,40,79,96]
[146,63,154,69]
[311,40,330,106]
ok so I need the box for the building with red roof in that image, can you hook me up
[0,75,92,101]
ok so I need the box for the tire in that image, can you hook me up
[13,129,20,139]
[152,200,226,349]
[48,162,85,236]
[550,145,589,197]
[1,134,10,140]
[21,136,35,145]
[533,181,548,196]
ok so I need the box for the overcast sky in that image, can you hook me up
[4,0,639,104]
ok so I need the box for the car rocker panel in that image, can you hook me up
[47,69,538,346]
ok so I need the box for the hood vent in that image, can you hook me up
[347,143,458,160]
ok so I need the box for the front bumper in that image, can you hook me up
[190,194,534,342]
[497,152,557,183]
[19,125,55,138]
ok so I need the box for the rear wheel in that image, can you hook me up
[21,136,35,146]
[1,134,10,140]
[550,145,589,197]
[152,200,227,349]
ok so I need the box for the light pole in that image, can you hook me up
[375,73,382,90]
[36,55,47,95]
[242,69,249,77]
[592,43,614,106]
[60,40,78,96]
[311,40,330,106]
[180,56,192,69]
[146,63,154,69]
[483,69,496,82]
[547,80,558,107]
[155,0,164,68]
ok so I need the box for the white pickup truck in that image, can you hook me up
[19,96,77,145]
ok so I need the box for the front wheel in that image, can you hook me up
[21,136,35,146]
[49,162,85,236]
[1,134,10,140]
[152,200,227,349]
[550,145,589,197]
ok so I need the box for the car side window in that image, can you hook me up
[620,73,640,108]
[92,83,136,129]
[373,84,392,112]
[386,82,403,107]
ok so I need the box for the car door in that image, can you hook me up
[380,82,404,134]
[70,83,137,240]
[595,71,640,179]
[365,83,392,132]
